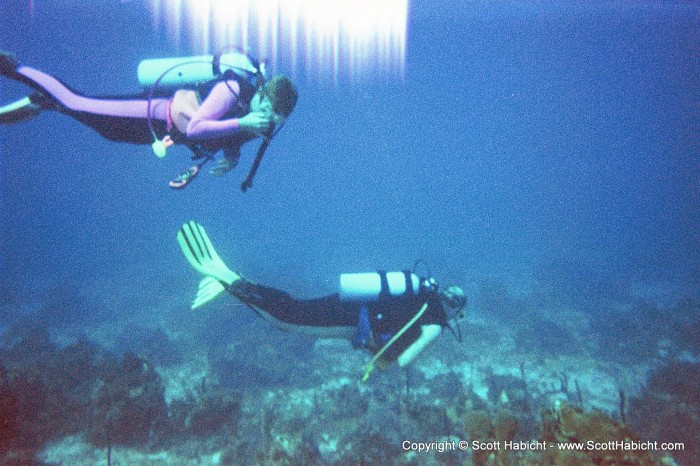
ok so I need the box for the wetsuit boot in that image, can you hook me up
[0,96,43,123]
[0,51,20,78]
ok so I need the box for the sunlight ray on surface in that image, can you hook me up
[148,0,408,83]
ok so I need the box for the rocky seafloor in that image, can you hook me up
[1,278,698,465]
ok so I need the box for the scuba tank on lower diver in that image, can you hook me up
[339,271,420,302]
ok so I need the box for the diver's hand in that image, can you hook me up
[238,111,273,136]
[210,158,237,176]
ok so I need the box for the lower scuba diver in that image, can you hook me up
[0,50,298,189]
[177,221,468,381]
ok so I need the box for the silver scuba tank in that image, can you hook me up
[137,52,262,90]
[339,271,420,302]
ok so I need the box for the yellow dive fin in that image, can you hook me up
[177,221,240,309]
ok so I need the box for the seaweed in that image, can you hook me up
[0,331,169,461]
[629,360,700,466]
[463,408,519,466]
[166,390,242,441]
[88,352,168,449]
[114,326,183,367]
[534,402,667,466]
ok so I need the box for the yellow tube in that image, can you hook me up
[361,302,428,382]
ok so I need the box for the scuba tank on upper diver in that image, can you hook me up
[339,271,420,302]
[137,52,265,91]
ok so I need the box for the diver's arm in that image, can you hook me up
[396,324,441,366]
[238,112,274,135]
[186,80,242,139]
[186,80,272,139]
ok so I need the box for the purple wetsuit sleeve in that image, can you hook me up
[186,80,242,140]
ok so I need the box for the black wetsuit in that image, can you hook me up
[235,277,449,361]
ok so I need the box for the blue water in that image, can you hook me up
[1,1,699,463]
[2,1,697,310]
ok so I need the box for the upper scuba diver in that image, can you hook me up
[177,221,468,381]
[0,50,298,189]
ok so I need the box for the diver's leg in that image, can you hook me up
[15,67,169,119]
[228,278,357,328]
[176,220,357,338]
[5,65,170,143]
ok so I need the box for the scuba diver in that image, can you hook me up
[177,221,467,381]
[0,50,298,189]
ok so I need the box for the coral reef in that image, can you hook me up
[669,297,700,354]
[88,352,168,448]
[167,389,242,441]
[463,408,519,466]
[592,297,700,365]
[629,360,700,466]
[115,326,183,367]
[1,283,696,465]
[484,368,531,414]
[0,327,241,463]
[455,401,670,466]
[0,327,99,462]
[533,402,668,466]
